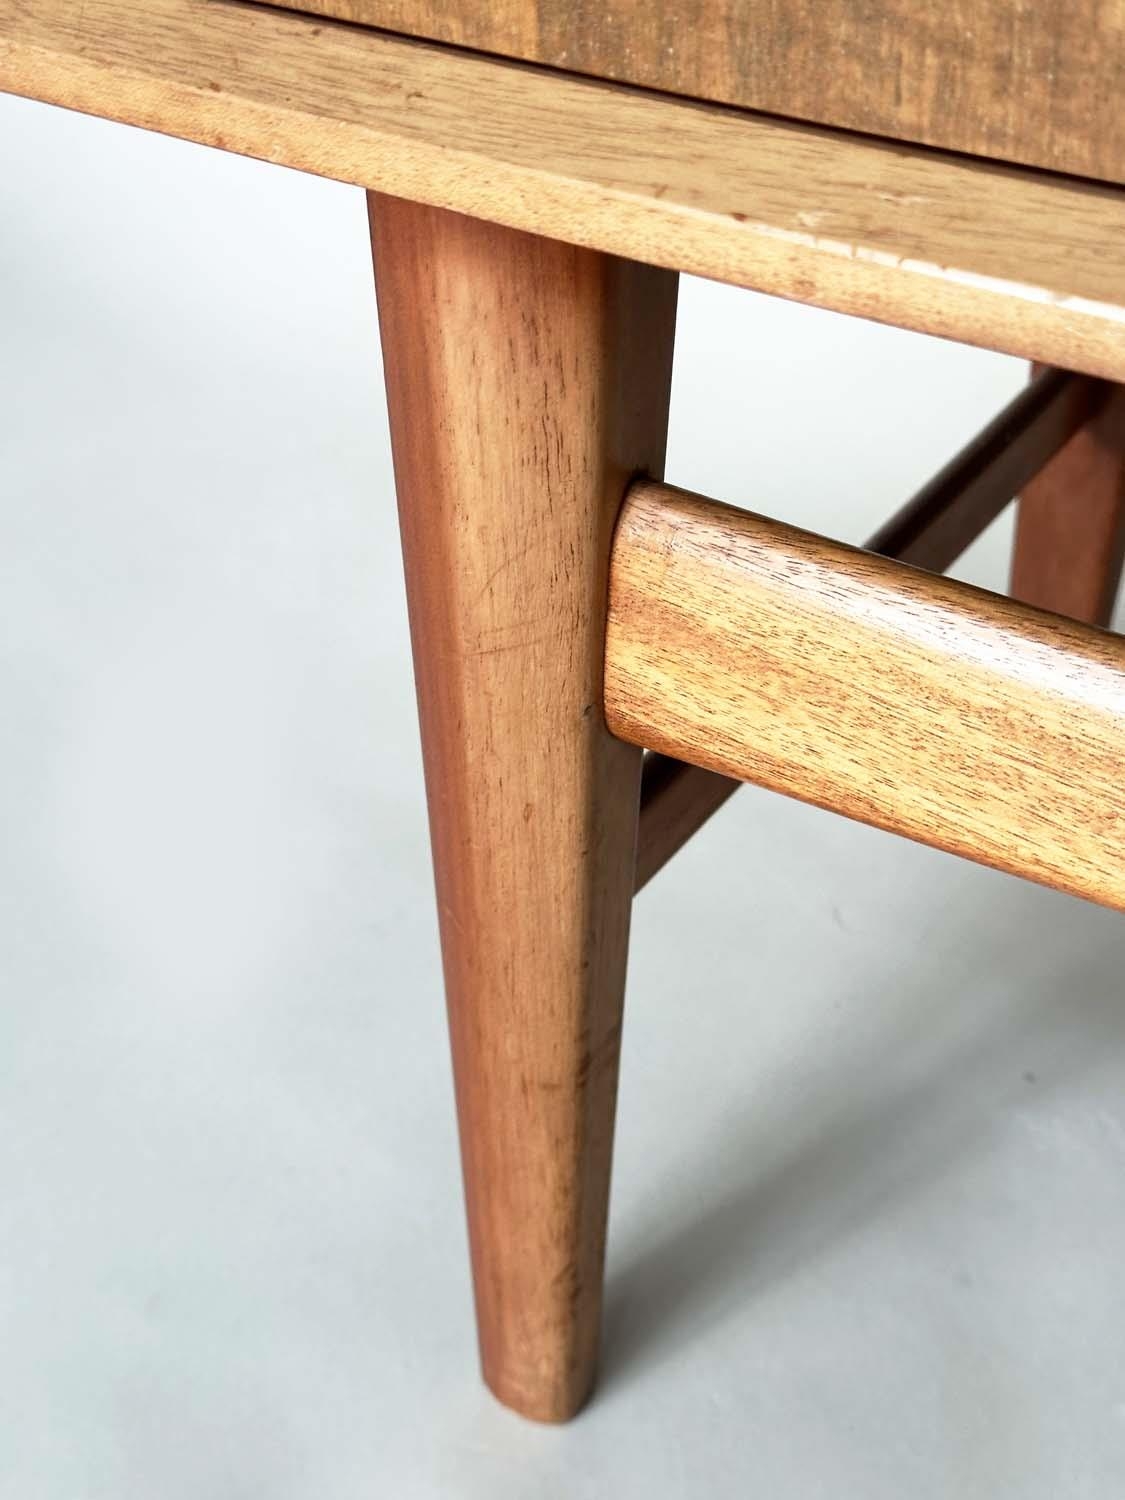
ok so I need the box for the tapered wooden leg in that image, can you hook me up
[1011,374,1125,626]
[368,195,677,1422]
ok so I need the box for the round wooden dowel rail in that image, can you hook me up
[634,367,1108,890]
[609,479,1125,910]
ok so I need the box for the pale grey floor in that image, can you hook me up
[4,94,1125,1499]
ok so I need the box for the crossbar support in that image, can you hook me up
[634,368,1107,890]
[613,478,1125,910]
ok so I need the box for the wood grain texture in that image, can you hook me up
[637,369,1105,890]
[8,1,1125,380]
[370,196,677,1421]
[609,481,1125,911]
[1012,380,1125,628]
[258,0,1125,187]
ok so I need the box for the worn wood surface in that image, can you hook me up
[637,369,1106,890]
[259,0,1125,188]
[8,1,1125,379]
[609,481,1125,911]
[1012,380,1125,628]
[370,196,677,1421]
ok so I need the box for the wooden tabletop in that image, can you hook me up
[261,0,1125,189]
[3,0,1125,380]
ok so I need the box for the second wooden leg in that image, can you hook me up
[1011,376,1125,626]
[369,196,677,1421]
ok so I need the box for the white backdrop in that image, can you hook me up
[4,90,1125,1499]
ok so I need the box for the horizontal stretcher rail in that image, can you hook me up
[609,480,1125,910]
[634,367,1107,889]
[6,0,1125,379]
